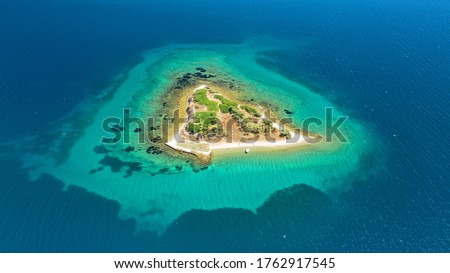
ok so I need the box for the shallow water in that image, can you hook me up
[20,41,379,234]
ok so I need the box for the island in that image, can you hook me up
[164,84,313,162]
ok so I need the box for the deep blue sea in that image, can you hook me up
[0,0,448,252]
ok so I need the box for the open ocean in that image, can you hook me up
[0,0,448,252]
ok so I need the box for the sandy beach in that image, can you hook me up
[209,135,310,151]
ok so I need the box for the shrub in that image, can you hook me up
[232,111,244,120]
[241,119,262,134]
[280,129,292,139]
[187,122,202,134]
[240,105,261,117]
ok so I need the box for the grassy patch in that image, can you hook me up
[194,89,218,111]
[215,95,238,114]
[214,94,245,118]
[240,105,261,117]
[194,111,217,122]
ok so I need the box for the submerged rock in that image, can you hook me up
[146,146,162,155]
[123,146,135,153]
[93,145,110,154]
[195,67,206,73]
[159,168,169,173]
[98,155,143,178]
[192,72,215,79]
[150,136,162,143]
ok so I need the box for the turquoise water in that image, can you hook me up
[23,39,382,234]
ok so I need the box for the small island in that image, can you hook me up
[165,84,312,161]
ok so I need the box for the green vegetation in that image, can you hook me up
[187,122,203,134]
[240,105,261,117]
[214,94,245,119]
[189,89,267,137]
[188,111,221,136]
[214,95,237,106]
[280,129,292,139]
[219,104,233,113]
[194,89,219,111]
[215,95,237,113]
[206,125,223,139]
[241,118,262,134]
[263,119,273,127]
[232,111,244,120]
[263,119,274,133]
[194,111,217,122]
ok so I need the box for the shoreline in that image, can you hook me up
[165,84,316,159]
[209,136,310,151]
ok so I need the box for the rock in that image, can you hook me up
[123,146,135,153]
[146,146,162,155]
[93,145,110,154]
[159,168,169,173]
[176,76,190,87]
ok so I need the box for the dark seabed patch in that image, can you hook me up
[0,159,159,252]
[161,184,335,252]
[97,155,143,178]
[93,145,112,154]
[2,157,448,252]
